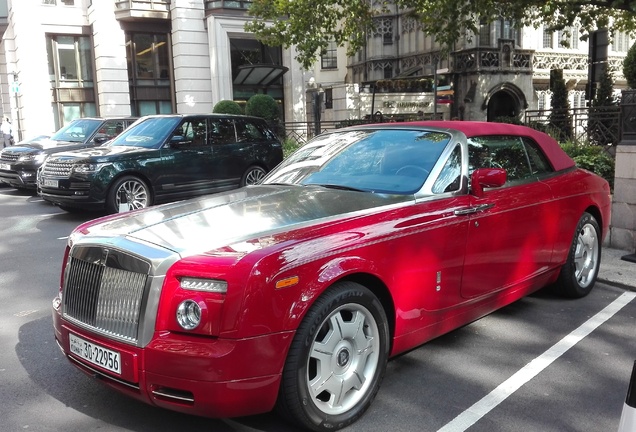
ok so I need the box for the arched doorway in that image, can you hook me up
[482,83,528,122]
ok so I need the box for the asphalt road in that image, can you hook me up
[0,185,634,432]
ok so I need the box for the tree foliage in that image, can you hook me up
[624,43,636,88]
[548,69,573,142]
[247,0,636,70]
[589,66,619,146]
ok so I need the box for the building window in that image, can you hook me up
[480,18,519,46]
[373,18,393,46]
[126,32,173,116]
[479,19,490,46]
[558,27,579,49]
[383,64,393,79]
[42,0,75,4]
[46,35,94,87]
[495,19,519,45]
[321,41,338,69]
[543,28,553,48]
[613,31,631,52]
[46,34,96,129]
[324,88,333,109]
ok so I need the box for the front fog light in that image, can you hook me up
[176,300,201,330]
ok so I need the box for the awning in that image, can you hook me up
[233,64,289,86]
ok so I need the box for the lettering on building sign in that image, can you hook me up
[382,101,431,109]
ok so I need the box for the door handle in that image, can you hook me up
[454,203,494,216]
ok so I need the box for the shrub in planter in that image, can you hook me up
[283,138,301,158]
[561,142,615,190]
[213,100,243,115]
[245,94,280,123]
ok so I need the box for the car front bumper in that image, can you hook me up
[0,168,38,189]
[52,301,292,418]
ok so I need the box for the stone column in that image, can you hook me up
[611,90,636,259]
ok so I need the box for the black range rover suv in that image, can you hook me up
[0,117,136,189]
[38,114,283,213]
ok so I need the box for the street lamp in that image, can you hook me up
[11,72,22,142]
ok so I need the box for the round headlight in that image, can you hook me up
[176,300,201,330]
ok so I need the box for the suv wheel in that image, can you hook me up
[241,166,267,186]
[107,175,152,214]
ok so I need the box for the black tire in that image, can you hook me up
[277,281,389,431]
[106,175,152,214]
[557,212,601,298]
[240,165,266,186]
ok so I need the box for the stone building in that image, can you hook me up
[0,0,319,139]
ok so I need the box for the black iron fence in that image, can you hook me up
[524,106,621,149]
[278,107,622,150]
[279,120,372,145]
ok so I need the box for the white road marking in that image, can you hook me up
[438,291,636,432]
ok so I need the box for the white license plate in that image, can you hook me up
[69,333,121,375]
[0,163,9,170]
[43,179,58,188]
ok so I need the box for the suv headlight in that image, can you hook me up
[18,153,48,164]
[72,163,106,174]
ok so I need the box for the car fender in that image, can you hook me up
[242,252,389,336]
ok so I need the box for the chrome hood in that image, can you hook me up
[77,185,411,257]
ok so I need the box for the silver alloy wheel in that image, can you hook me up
[574,222,600,288]
[243,167,266,185]
[306,303,381,416]
[116,179,149,211]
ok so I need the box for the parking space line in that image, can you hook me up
[438,291,636,432]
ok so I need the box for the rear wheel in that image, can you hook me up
[277,282,389,431]
[106,175,152,214]
[240,165,266,186]
[557,212,601,298]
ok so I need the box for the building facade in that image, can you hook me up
[0,0,317,140]
[333,4,629,123]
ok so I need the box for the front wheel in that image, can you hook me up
[557,212,601,298]
[106,175,152,214]
[277,282,389,431]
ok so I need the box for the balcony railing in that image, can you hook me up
[205,0,252,13]
[114,0,170,21]
[453,41,533,75]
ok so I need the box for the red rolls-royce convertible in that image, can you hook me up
[52,121,611,431]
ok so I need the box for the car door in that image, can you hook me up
[206,117,252,187]
[459,135,556,299]
[156,116,214,198]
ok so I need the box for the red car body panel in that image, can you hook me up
[52,121,611,420]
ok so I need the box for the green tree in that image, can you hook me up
[247,0,636,69]
[548,69,573,142]
[623,43,636,88]
[213,100,243,115]
[589,66,619,146]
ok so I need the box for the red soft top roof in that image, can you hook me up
[371,120,576,172]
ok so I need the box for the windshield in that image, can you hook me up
[110,117,182,149]
[262,128,451,194]
[50,119,103,143]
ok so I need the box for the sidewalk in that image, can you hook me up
[599,247,636,291]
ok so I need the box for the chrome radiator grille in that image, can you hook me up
[63,247,150,343]
[0,152,19,163]
[42,161,73,177]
